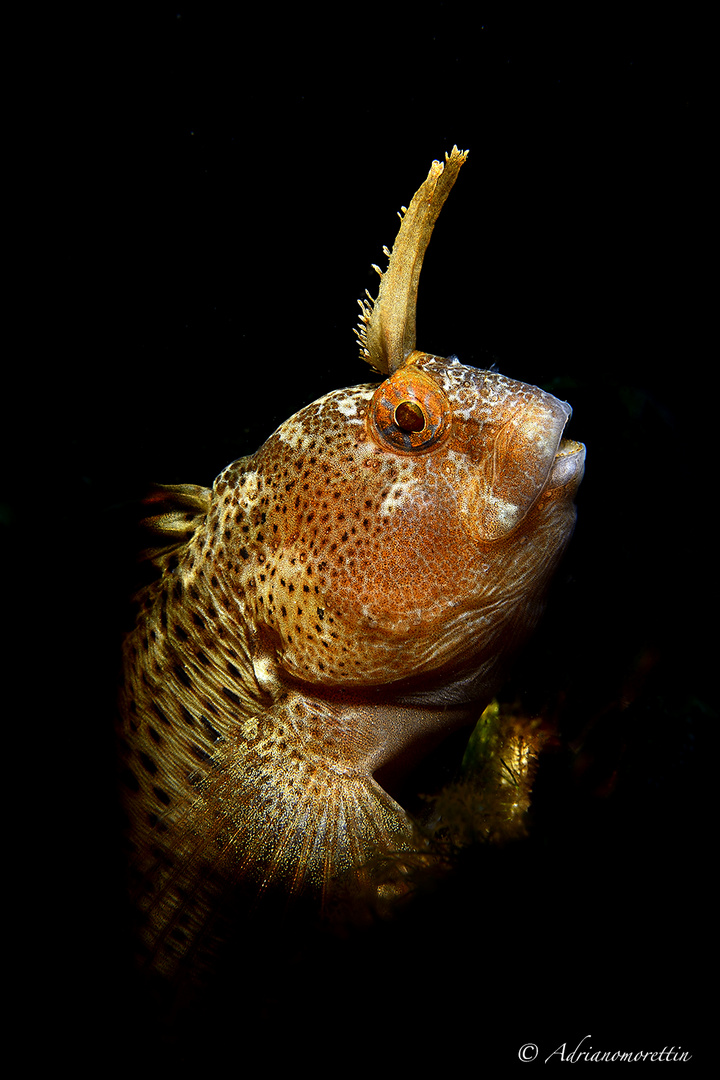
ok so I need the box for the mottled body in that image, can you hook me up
[119,149,584,980]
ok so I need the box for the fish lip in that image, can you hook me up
[547,438,586,492]
[555,436,583,456]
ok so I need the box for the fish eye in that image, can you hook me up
[394,400,425,432]
[370,364,451,452]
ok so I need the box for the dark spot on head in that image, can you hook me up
[190,744,213,765]
[174,665,192,690]
[138,751,157,775]
[223,686,242,708]
[120,766,140,793]
[200,716,222,742]
[151,702,171,727]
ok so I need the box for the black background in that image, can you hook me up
[18,7,713,1068]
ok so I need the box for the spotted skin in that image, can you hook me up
[118,149,585,981]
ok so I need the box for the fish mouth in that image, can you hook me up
[547,437,586,493]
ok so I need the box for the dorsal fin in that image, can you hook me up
[139,483,211,573]
[355,146,468,374]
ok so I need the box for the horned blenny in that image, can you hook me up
[118,147,585,982]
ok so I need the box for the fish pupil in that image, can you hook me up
[394,400,425,433]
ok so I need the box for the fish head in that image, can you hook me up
[209,349,584,703]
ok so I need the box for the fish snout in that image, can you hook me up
[460,392,581,543]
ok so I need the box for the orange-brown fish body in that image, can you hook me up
[118,148,584,979]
